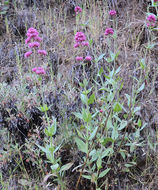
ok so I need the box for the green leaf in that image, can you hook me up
[60,162,73,173]
[133,106,141,113]
[82,88,92,95]
[54,144,62,153]
[40,104,49,112]
[50,125,56,136]
[89,149,97,157]
[82,109,92,123]
[79,82,84,88]
[45,118,57,136]
[90,149,98,162]
[73,112,83,120]
[110,51,115,61]
[135,128,140,138]
[89,126,98,140]
[137,83,145,94]
[77,129,84,139]
[92,111,99,118]
[97,156,102,170]
[118,120,127,130]
[4,1,9,5]
[107,118,113,130]
[88,93,95,105]
[45,128,49,136]
[99,168,111,178]
[82,175,92,180]
[51,163,59,171]
[138,119,142,127]
[119,150,126,160]
[99,87,109,92]
[125,162,136,168]
[139,59,145,69]
[99,137,114,146]
[140,123,147,131]
[83,79,88,88]
[89,39,93,45]
[81,94,88,105]
[106,57,112,63]
[113,102,122,112]
[75,137,88,154]
[120,82,124,91]
[36,144,48,154]
[115,66,121,74]
[98,67,104,76]
[104,75,110,80]
[112,126,118,140]
[101,148,113,159]
[115,51,120,60]
[97,53,105,62]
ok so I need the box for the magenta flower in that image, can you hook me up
[147,15,156,22]
[82,41,89,47]
[109,10,116,16]
[74,6,82,14]
[32,67,46,75]
[38,50,47,55]
[25,37,31,44]
[26,32,38,38]
[32,67,37,72]
[26,27,41,43]
[99,109,103,113]
[147,22,156,27]
[154,0,158,2]
[36,69,46,75]
[74,43,80,48]
[76,56,83,61]
[27,27,38,34]
[34,36,42,42]
[28,42,40,48]
[146,14,156,28]
[24,51,32,58]
[104,28,114,36]
[75,32,86,43]
[85,56,92,61]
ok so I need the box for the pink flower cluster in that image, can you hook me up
[28,41,40,48]
[25,27,41,45]
[76,56,92,62]
[104,10,116,37]
[154,0,158,2]
[109,10,116,16]
[147,15,156,22]
[74,6,82,15]
[104,28,114,36]
[24,51,32,58]
[38,50,47,55]
[74,32,89,48]
[24,27,47,58]
[146,14,157,27]
[74,32,92,62]
[32,67,46,75]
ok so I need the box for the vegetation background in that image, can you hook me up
[0,0,158,190]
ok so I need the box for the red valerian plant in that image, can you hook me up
[24,27,47,58]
